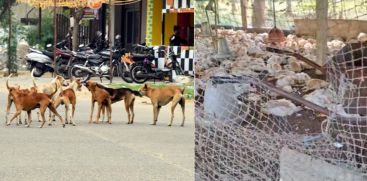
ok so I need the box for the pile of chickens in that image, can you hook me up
[196,29,365,118]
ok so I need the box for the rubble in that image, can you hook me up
[262,99,302,117]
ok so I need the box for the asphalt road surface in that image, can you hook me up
[0,77,194,181]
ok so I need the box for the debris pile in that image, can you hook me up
[196,29,365,118]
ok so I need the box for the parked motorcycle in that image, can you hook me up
[129,46,184,83]
[66,34,132,82]
[67,41,132,82]
[119,43,156,79]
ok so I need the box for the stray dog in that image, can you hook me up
[52,79,82,126]
[6,80,65,128]
[84,80,112,124]
[6,74,38,125]
[33,74,68,121]
[32,75,68,95]
[96,83,141,124]
[139,84,185,127]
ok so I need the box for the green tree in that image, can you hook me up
[0,0,17,73]
[25,10,54,48]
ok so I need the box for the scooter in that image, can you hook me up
[26,44,55,77]
[26,35,71,77]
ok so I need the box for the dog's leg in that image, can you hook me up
[130,97,135,124]
[6,95,12,125]
[95,102,103,124]
[152,104,161,125]
[26,110,32,127]
[71,103,76,126]
[169,97,180,127]
[101,104,106,123]
[107,99,112,124]
[7,110,21,126]
[37,112,41,122]
[51,97,62,125]
[39,106,48,128]
[179,97,186,127]
[89,100,95,124]
[64,101,70,125]
[18,112,22,125]
[152,104,158,125]
[124,99,132,124]
[48,104,65,128]
[62,98,70,124]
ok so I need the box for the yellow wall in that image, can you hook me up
[164,13,177,45]
[151,0,162,46]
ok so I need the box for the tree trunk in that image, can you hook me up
[286,0,292,15]
[240,0,248,29]
[252,0,266,28]
[72,9,83,51]
[7,0,11,75]
[316,0,328,67]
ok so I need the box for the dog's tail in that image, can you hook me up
[130,90,142,97]
[31,69,38,88]
[31,68,34,78]
[6,73,13,90]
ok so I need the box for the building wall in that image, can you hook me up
[140,0,147,42]
[151,0,163,45]
[164,13,177,45]
[146,0,163,46]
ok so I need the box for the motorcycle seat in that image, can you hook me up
[88,58,104,64]
[88,54,101,59]
[132,53,155,61]
[42,50,54,58]
[75,52,87,59]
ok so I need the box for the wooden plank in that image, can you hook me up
[266,47,326,74]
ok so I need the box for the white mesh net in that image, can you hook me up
[195,43,367,180]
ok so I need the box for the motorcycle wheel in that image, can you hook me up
[31,67,44,77]
[68,62,92,82]
[118,63,133,83]
[166,62,184,75]
[55,59,70,79]
[130,65,149,84]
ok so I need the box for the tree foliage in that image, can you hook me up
[25,10,54,48]
[0,0,15,21]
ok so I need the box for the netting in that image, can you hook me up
[195,37,367,180]
[195,0,367,30]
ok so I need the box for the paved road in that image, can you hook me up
[0,77,194,181]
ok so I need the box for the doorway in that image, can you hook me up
[124,9,141,47]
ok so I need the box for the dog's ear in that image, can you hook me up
[144,84,148,89]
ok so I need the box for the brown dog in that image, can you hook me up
[6,84,29,125]
[6,80,65,128]
[52,79,82,126]
[139,84,185,126]
[96,83,141,124]
[6,75,38,125]
[84,80,112,124]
